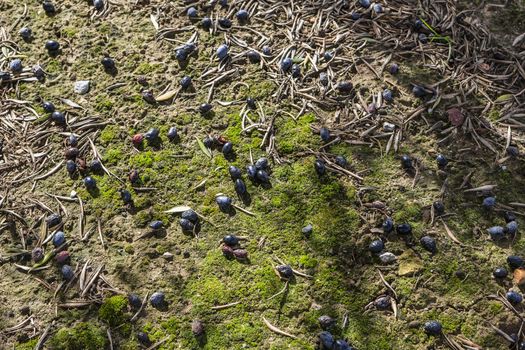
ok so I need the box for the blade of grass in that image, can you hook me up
[195,136,212,158]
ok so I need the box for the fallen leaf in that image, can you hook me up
[155,89,177,102]
[60,98,83,109]
[195,137,212,158]
[495,94,513,103]
[513,32,525,47]
[164,205,192,214]
[513,268,525,285]
[150,14,159,31]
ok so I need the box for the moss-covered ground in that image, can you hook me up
[1,1,525,349]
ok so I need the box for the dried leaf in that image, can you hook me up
[155,90,177,102]
[195,137,212,158]
[232,204,256,216]
[441,219,464,246]
[513,32,525,47]
[463,185,496,193]
[495,94,513,103]
[477,135,497,153]
[193,179,207,191]
[164,205,192,214]
[150,14,159,31]
[513,268,525,285]
[60,98,83,109]
[262,317,297,339]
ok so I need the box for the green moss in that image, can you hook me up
[62,27,78,38]
[392,202,420,223]
[359,333,393,350]
[126,94,146,108]
[423,309,463,333]
[103,147,124,165]
[49,322,107,350]
[130,151,155,168]
[100,125,119,144]
[132,196,152,211]
[297,255,318,268]
[82,175,121,218]
[314,265,352,304]
[135,62,162,75]
[155,244,167,254]
[458,208,482,229]
[277,114,316,154]
[178,113,193,125]
[487,108,500,122]
[442,258,459,276]
[251,265,283,299]
[220,314,266,347]
[124,244,135,254]
[461,322,477,339]
[94,96,114,112]
[311,206,360,251]
[160,317,181,337]
[248,80,275,99]
[133,210,153,227]
[487,300,503,315]
[15,339,38,350]
[98,23,111,34]
[119,340,140,350]
[98,295,129,327]
[45,60,61,74]
[186,275,229,307]
[223,112,243,145]
[394,276,416,296]
[319,181,344,200]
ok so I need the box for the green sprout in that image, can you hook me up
[419,18,453,60]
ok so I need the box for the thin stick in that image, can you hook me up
[107,329,114,350]
[97,219,106,251]
[232,204,256,216]
[440,219,465,246]
[81,264,104,297]
[145,336,170,350]
[35,321,54,350]
[267,281,289,300]
[211,301,241,310]
[377,269,398,300]
[131,292,149,322]
[262,317,297,339]
[78,195,85,239]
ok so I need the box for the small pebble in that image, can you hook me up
[302,224,313,236]
[379,252,396,264]
[74,80,90,95]
[162,252,174,260]
[318,315,335,330]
